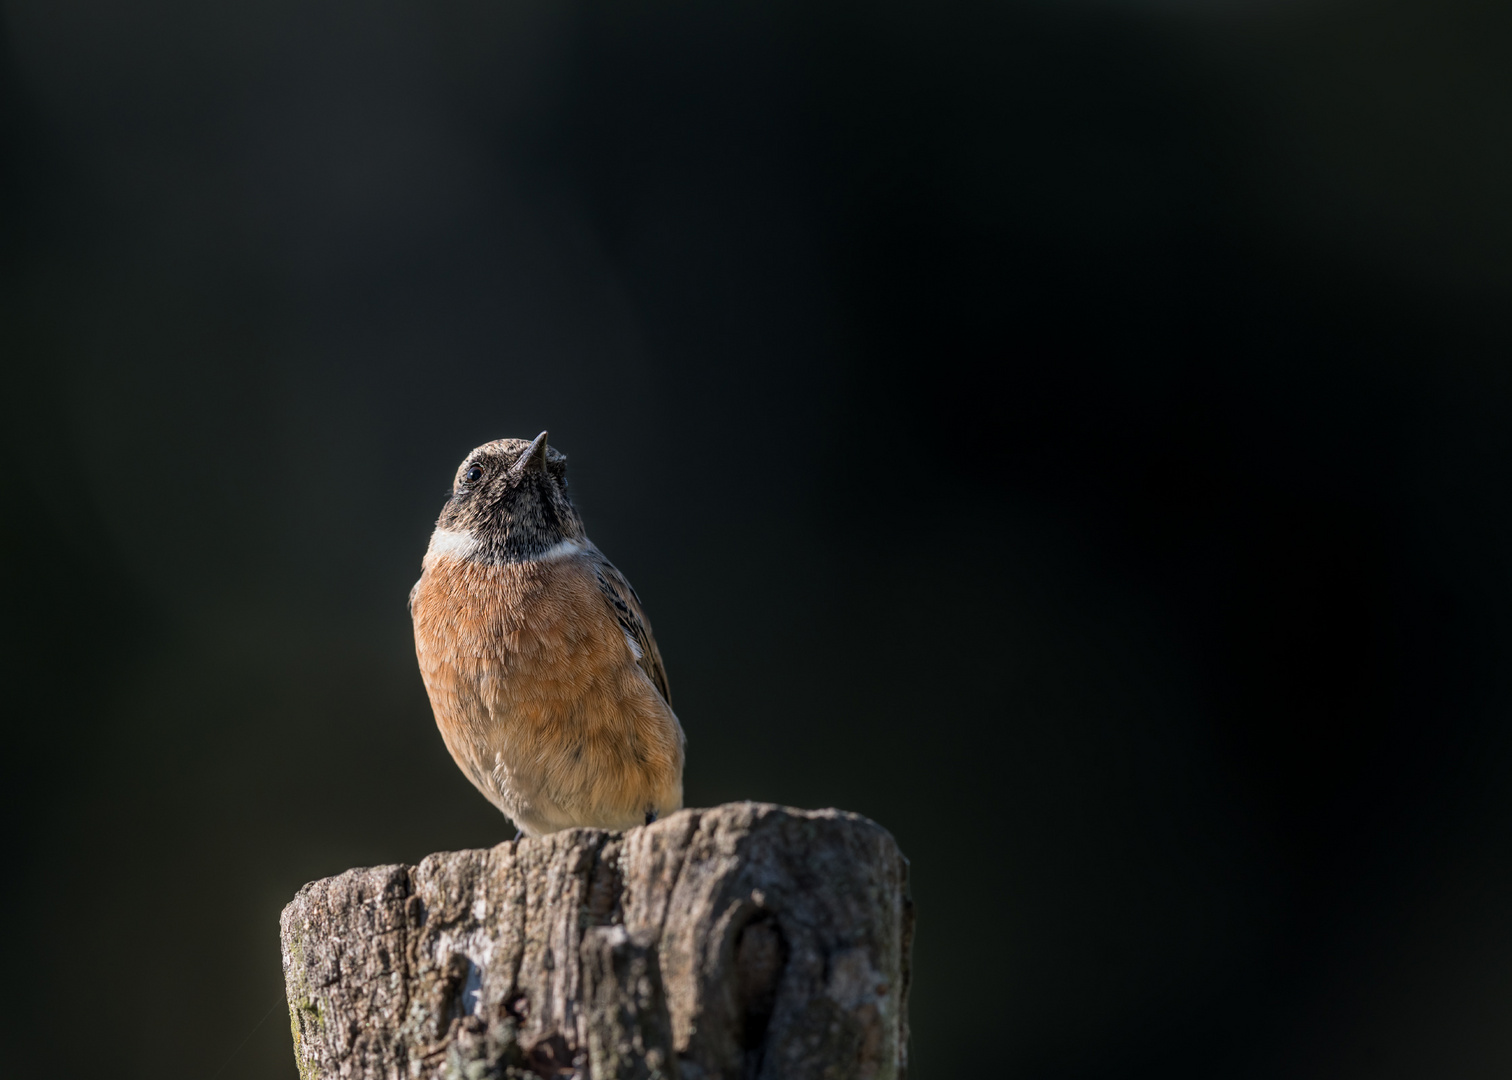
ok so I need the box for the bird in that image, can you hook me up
[409,431,684,838]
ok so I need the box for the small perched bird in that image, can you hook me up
[410,432,684,836]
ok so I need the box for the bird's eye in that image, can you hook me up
[463,465,483,485]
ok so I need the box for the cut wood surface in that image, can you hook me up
[280,802,912,1080]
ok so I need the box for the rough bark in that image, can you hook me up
[280,802,912,1080]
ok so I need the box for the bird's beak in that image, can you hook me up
[517,430,550,474]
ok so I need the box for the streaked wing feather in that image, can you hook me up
[588,546,672,706]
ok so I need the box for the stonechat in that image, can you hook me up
[410,432,685,836]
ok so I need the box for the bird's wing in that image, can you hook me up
[587,545,672,707]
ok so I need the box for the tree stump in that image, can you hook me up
[280,803,913,1080]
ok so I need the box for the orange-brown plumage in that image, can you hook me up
[410,432,684,836]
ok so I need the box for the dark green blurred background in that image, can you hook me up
[5,1,1512,1076]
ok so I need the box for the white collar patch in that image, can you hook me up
[538,538,585,562]
[427,528,479,560]
[425,532,586,565]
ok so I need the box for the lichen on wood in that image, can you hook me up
[280,802,912,1080]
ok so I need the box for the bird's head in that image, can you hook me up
[432,431,584,562]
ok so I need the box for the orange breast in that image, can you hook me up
[411,553,683,834]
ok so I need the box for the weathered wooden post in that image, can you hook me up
[280,803,913,1080]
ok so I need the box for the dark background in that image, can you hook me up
[4,0,1512,1076]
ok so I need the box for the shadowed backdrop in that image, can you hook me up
[4,1,1512,1077]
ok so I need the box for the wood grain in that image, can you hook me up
[280,803,912,1080]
